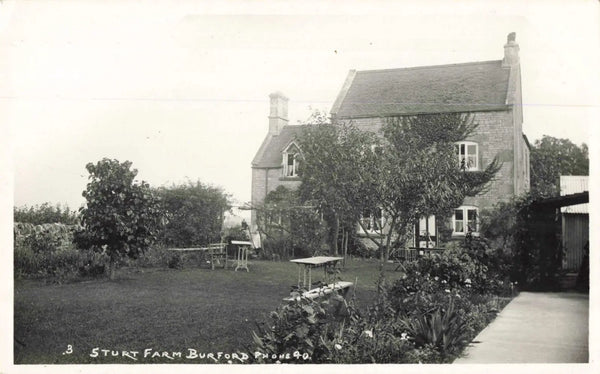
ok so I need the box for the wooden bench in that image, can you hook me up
[167,243,227,270]
[202,243,228,270]
[283,281,353,302]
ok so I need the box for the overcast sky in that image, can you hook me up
[1,0,599,211]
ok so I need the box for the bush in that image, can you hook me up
[14,244,106,283]
[14,203,79,225]
[392,236,516,297]
[481,194,564,291]
[15,222,77,254]
[255,186,327,260]
[347,237,380,259]
[131,245,173,268]
[259,237,291,260]
[415,244,478,288]
[251,291,421,364]
[14,222,108,282]
[156,181,232,247]
[400,298,471,357]
[221,224,248,243]
[251,296,343,363]
[385,242,517,362]
[253,265,513,364]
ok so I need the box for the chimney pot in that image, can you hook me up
[502,32,520,67]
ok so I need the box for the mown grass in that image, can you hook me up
[14,258,402,364]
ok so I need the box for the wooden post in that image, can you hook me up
[343,230,348,267]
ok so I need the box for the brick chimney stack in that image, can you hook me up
[269,91,289,135]
[502,32,520,67]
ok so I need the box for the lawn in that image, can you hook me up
[14,258,402,364]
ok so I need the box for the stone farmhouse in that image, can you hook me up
[251,33,530,248]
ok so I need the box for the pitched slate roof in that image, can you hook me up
[331,60,512,118]
[252,125,308,168]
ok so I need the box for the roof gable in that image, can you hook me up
[252,125,307,168]
[332,60,512,118]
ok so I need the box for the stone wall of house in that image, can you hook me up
[250,167,301,230]
[463,110,515,211]
[337,109,523,212]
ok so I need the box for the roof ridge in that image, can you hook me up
[355,59,503,74]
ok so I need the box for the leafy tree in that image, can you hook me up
[14,203,79,225]
[156,181,232,247]
[298,120,379,255]
[255,186,326,259]
[371,113,500,260]
[74,158,164,279]
[530,135,588,197]
[299,113,500,261]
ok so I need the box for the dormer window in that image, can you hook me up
[282,142,301,178]
[455,141,478,171]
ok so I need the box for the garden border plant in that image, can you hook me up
[251,235,516,364]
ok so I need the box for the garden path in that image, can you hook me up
[455,291,589,363]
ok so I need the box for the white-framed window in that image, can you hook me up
[455,141,478,171]
[358,208,384,235]
[453,206,479,235]
[415,215,437,248]
[282,143,300,178]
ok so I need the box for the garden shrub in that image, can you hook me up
[251,295,342,363]
[347,237,381,259]
[481,193,564,291]
[167,253,183,269]
[253,263,513,364]
[255,186,327,260]
[414,244,477,288]
[400,298,471,357]
[14,245,39,278]
[132,245,173,268]
[156,180,231,248]
[14,222,109,282]
[251,292,420,364]
[221,224,249,243]
[14,244,106,283]
[15,222,77,254]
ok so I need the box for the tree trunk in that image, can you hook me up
[331,213,339,256]
[108,259,117,280]
[343,230,348,267]
[384,216,397,262]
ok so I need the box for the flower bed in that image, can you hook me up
[251,238,516,364]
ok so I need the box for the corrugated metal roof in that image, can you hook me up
[560,176,588,214]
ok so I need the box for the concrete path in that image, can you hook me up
[455,292,589,363]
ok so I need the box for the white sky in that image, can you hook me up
[1,0,599,210]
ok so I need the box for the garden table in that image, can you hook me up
[230,240,252,272]
[290,256,343,289]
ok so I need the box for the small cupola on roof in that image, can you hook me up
[269,91,289,135]
[502,32,520,67]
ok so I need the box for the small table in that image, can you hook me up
[290,256,343,289]
[231,240,252,272]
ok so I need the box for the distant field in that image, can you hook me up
[14,259,402,364]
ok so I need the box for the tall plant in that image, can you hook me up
[298,121,380,255]
[156,181,231,247]
[74,158,164,279]
[299,112,500,261]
